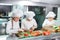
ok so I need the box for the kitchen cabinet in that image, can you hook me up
[0,5,13,35]
[0,19,8,35]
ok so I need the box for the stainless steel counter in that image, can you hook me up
[18,33,60,40]
[0,35,8,40]
[1,33,60,40]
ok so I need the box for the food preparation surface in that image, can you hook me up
[18,36,51,40]
[15,29,60,40]
[0,33,60,40]
[18,33,60,40]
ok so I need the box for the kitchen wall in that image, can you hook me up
[55,7,60,26]
[57,7,60,20]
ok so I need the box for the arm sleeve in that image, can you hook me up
[42,19,47,28]
[21,20,25,29]
[6,21,14,35]
[33,19,37,28]
[18,22,21,30]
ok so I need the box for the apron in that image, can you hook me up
[6,20,19,40]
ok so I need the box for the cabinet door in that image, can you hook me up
[28,6,45,30]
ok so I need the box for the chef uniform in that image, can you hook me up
[6,9,23,40]
[42,11,56,31]
[21,11,37,30]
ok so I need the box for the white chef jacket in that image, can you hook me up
[6,20,20,35]
[42,19,55,27]
[21,18,37,30]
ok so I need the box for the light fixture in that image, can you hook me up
[13,1,35,5]
[0,3,12,5]
[30,0,42,2]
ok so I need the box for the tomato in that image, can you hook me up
[24,33,29,37]
[43,31,50,36]
[47,31,50,34]
[30,30,33,33]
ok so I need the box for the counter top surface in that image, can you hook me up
[0,33,60,40]
[0,35,8,40]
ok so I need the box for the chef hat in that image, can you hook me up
[12,9,23,17]
[25,11,35,18]
[46,11,56,18]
